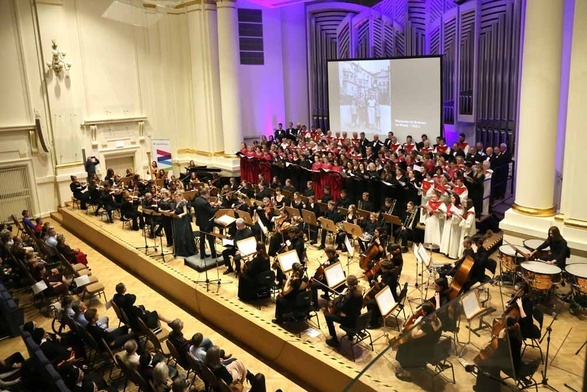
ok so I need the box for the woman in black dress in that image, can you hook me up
[531,226,570,269]
[172,191,196,257]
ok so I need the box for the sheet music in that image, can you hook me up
[412,243,422,264]
[222,238,234,247]
[257,217,268,235]
[375,286,397,317]
[345,236,354,257]
[324,262,346,288]
[461,291,483,321]
[277,250,299,273]
[237,236,257,256]
[215,214,236,227]
[418,243,431,267]
[31,280,48,295]
[74,275,91,287]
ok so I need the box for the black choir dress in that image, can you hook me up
[173,200,196,257]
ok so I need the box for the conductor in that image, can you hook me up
[194,189,219,260]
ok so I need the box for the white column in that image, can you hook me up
[511,0,565,216]
[559,0,587,249]
[217,0,243,154]
[186,0,224,154]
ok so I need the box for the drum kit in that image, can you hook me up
[497,238,587,310]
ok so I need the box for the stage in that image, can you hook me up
[59,206,586,392]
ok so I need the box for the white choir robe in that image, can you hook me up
[419,183,436,224]
[458,207,477,256]
[424,202,446,247]
[440,205,463,259]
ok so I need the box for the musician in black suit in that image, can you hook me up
[359,132,371,155]
[309,247,340,306]
[254,181,271,200]
[336,189,352,209]
[325,275,364,347]
[383,131,395,150]
[357,192,374,212]
[440,236,474,279]
[274,123,286,140]
[96,184,119,223]
[238,242,271,301]
[70,176,90,210]
[318,200,342,249]
[193,189,219,260]
[366,259,399,328]
[464,235,489,291]
[221,218,254,275]
[394,201,419,252]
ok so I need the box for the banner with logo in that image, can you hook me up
[151,139,173,175]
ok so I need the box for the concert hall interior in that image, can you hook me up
[0,0,586,391]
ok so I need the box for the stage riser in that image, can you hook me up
[60,208,376,392]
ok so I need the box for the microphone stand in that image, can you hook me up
[539,299,566,391]
[136,208,158,255]
[193,230,231,292]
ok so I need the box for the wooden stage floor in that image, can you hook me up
[53,207,587,391]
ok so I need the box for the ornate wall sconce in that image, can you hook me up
[46,40,72,74]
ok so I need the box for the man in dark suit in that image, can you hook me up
[359,132,371,155]
[221,218,254,274]
[85,308,134,350]
[193,189,219,260]
[274,123,286,140]
[318,200,342,250]
[112,283,166,331]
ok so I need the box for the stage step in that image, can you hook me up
[51,210,64,224]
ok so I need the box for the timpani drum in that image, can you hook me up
[523,238,549,251]
[565,263,587,299]
[499,245,522,272]
[521,261,562,291]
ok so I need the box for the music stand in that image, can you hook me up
[193,230,231,292]
[356,208,371,219]
[458,290,493,357]
[138,209,159,254]
[317,217,338,248]
[381,213,402,242]
[372,285,399,343]
[342,221,363,239]
[157,211,177,262]
[301,209,318,246]
[285,206,301,220]
[236,210,254,226]
[276,250,300,274]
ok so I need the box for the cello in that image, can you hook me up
[448,255,475,300]
[359,238,382,271]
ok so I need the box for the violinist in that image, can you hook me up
[268,210,292,257]
[155,190,174,247]
[221,218,254,275]
[325,275,363,347]
[69,176,90,210]
[318,201,342,250]
[395,302,443,381]
[310,247,340,306]
[219,185,234,209]
[272,262,309,324]
[97,184,119,224]
[238,242,271,302]
[193,189,219,260]
[255,197,276,234]
[530,226,570,269]
[366,259,399,329]
[120,190,143,231]
[511,282,534,340]
[286,227,305,263]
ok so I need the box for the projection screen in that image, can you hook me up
[327,56,441,141]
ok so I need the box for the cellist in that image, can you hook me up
[309,247,341,306]
[365,259,399,329]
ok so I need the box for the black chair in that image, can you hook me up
[522,308,544,363]
[339,311,373,361]
[282,290,320,329]
[389,283,408,330]
[255,270,274,299]
[425,336,455,391]
[502,358,541,391]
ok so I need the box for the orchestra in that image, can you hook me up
[65,128,577,390]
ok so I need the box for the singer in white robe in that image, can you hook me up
[423,194,446,247]
[458,201,477,256]
[440,195,463,259]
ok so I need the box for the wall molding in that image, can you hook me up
[81,116,148,128]
[0,124,36,133]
